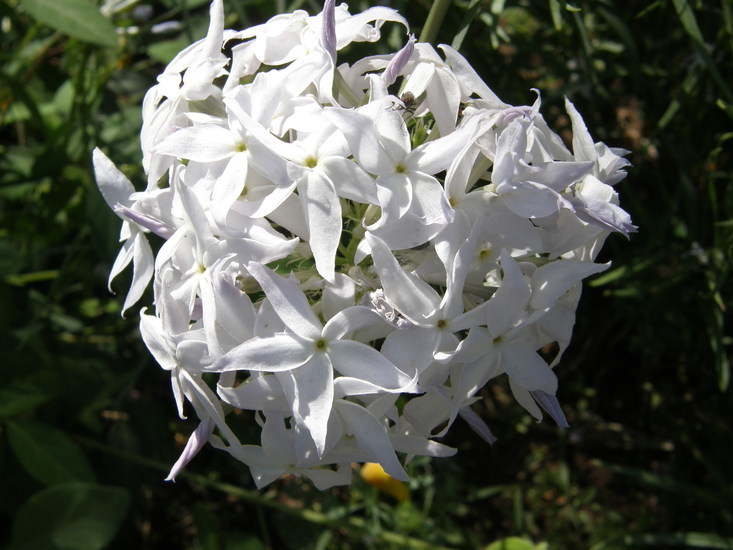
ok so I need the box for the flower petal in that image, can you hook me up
[156,125,235,162]
[530,258,610,311]
[322,305,384,340]
[246,261,322,339]
[330,340,415,390]
[323,107,391,174]
[366,232,441,326]
[207,334,312,372]
[93,148,135,209]
[531,390,570,428]
[122,231,154,314]
[301,170,341,283]
[335,399,408,481]
[502,344,558,393]
[217,373,290,412]
[165,417,215,481]
[280,354,334,456]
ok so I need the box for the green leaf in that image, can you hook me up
[450,0,482,51]
[0,239,25,279]
[19,0,118,48]
[0,382,49,420]
[10,483,130,550]
[486,537,547,550]
[671,0,733,102]
[5,270,60,287]
[595,460,733,512]
[718,99,733,120]
[147,37,192,64]
[192,503,223,550]
[589,258,654,287]
[224,533,267,550]
[6,420,96,486]
[549,0,563,30]
[590,532,733,550]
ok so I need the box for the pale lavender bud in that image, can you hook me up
[382,34,416,86]
[114,203,175,239]
[132,5,154,21]
[569,191,638,238]
[165,418,215,481]
[459,407,498,445]
[151,21,183,34]
[498,105,534,125]
[531,390,570,428]
[498,89,540,124]
[321,0,337,61]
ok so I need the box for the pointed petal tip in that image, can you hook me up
[531,390,570,429]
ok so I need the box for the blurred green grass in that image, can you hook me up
[1,0,731,549]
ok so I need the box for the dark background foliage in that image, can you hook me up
[1,0,731,548]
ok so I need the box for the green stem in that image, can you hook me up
[419,0,454,45]
[76,436,457,550]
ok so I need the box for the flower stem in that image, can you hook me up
[419,0,454,45]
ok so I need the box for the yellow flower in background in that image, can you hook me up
[360,463,410,502]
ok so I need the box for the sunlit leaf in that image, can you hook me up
[19,0,118,48]
[549,0,562,30]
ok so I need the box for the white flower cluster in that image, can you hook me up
[93,0,635,489]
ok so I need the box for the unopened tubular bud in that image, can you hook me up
[382,34,416,86]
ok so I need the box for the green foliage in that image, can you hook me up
[19,0,119,47]
[485,537,548,550]
[10,483,130,550]
[7,420,96,485]
[1,0,731,549]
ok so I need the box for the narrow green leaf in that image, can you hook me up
[6,270,60,286]
[671,0,733,101]
[706,305,730,391]
[717,99,733,120]
[19,0,118,48]
[6,420,96,486]
[724,0,733,57]
[10,483,130,550]
[549,0,563,31]
[671,0,705,43]
[595,460,733,511]
[418,0,453,45]
[591,532,733,550]
[589,258,654,287]
[598,7,640,65]
[451,0,482,51]
[486,537,544,550]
